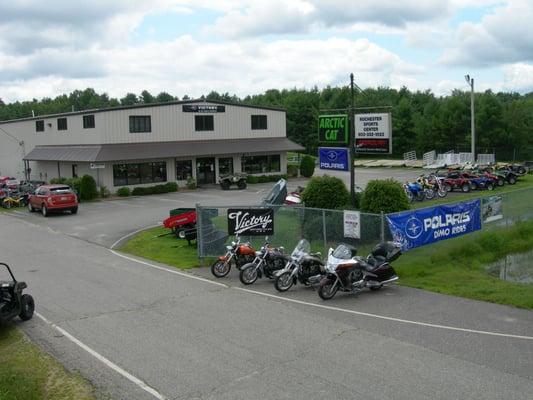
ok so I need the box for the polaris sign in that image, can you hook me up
[318,147,349,171]
[386,200,481,251]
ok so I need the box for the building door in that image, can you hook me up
[196,157,216,185]
[218,157,234,177]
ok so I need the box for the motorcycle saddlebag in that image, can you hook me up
[372,242,401,262]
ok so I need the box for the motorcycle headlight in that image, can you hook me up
[226,246,233,251]
[255,251,262,256]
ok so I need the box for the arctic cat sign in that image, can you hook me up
[318,114,348,146]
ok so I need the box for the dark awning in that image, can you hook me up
[24,137,304,162]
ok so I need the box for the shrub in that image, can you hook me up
[360,179,410,214]
[117,187,130,197]
[258,175,270,183]
[50,177,68,184]
[132,187,147,196]
[301,175,349,209]
[186,177,197,189]
[99,185,110,198]
[65,178,81,195]
[299,155,315,178]
[287,164,299,178]
[79,175,98,200]
[247,175,259,184]
[164,182,178,192]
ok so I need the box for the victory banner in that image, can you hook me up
[386,200,481,251]
[227,208,274,236]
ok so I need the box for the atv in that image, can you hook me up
[0,263,34,324]
[218,173,247,190]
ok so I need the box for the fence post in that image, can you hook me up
[195,203,204,266]
[322,209,327,251]
[380,211,385,242]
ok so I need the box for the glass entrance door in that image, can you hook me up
[196,157,216,185]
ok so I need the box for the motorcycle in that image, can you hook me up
[426,174,448,198]
[403,182,424,202]
[210,236,256,278]
[239,239,288,285]
[284,186,304,205]
[318,242,402,300]
[273,239,324,292]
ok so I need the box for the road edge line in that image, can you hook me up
[34,312,167,400]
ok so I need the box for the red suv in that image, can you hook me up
[28,185,78,217]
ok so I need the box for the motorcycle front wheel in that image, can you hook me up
[318,280,338,300]
[239,265,258,285]
[424,188,436,200]
[211,260,231,278]
[274,271,294,292]
[437,188,447,198]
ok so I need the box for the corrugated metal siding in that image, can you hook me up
[99,103,285,144]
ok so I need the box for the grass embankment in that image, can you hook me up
[395,221,533,309]
[120,226,200,269]
[0,206,25,213]
[411,174,533,209]
[0,325,96,400]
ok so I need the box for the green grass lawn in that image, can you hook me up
[0,325,96,400]
[394,220,533,309]
[0,205,25,213]
[119,226,201,269]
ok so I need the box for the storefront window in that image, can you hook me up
[241,155,280,174]
[113,162,167,186]
[176,160,193,180]
[218,157,233,176]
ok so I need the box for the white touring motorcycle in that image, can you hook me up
[318,242,402,300]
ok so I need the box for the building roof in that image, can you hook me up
[0,99,286,124]
[24,137,304,162]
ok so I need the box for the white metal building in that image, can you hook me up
[0,100,302,190]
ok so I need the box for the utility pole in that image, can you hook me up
[349,73,356,207]
[465,75,475,162]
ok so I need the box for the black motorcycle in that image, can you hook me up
[239,240,287,285]
[273,239,324,292]
[318,242,402,300]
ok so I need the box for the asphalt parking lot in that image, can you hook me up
[3,168,533,400]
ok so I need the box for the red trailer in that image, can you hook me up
[163,208,197,239]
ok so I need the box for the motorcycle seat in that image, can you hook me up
[362,256,387,271]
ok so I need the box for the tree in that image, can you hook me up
[156,92,175,102]
[120,93,139,106]
[140,90,155,104]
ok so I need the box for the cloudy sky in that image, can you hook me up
[1,0,532,102]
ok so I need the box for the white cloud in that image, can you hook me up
[0,36,423,102]
[441,0,533,67]
[502,63,533,92]
[210,0,450,38]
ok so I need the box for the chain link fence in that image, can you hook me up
[196,185,533,260]
[196,205,384,259]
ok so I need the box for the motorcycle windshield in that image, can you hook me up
[291,239,310,258]
[332,244,354,260]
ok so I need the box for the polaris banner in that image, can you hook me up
[386,200,481,251]
[227,208,274,236]
[318,147,349,171]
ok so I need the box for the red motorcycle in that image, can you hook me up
[210,237,256,278]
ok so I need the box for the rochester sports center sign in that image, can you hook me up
[355,113,391,154]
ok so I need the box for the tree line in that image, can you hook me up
[1,86,532,160]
